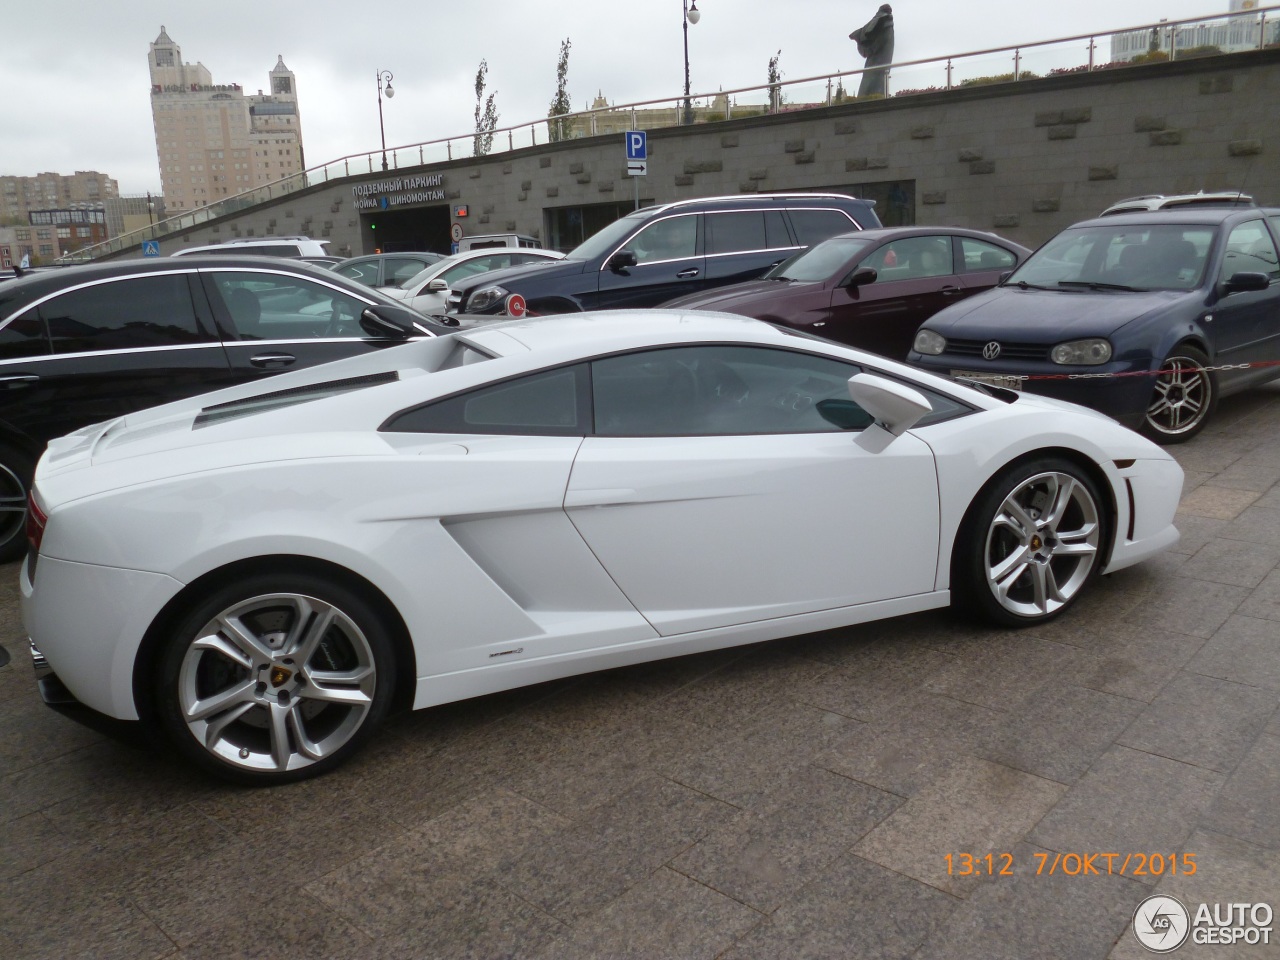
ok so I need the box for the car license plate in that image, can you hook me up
[951,369,1025,391]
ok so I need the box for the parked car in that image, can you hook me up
[0,256,450,560]
[332,252,445,289]
[908,207,1280,442]
[446,193,882,318]
[457,233,543,251]
[661,227,1029,359]
[385,248,566,318]
[1100,191,1254,217]
[23,311,1181,784]
[171,236,331,258]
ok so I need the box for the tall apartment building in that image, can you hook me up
[0,171,117,223]
[148,26,305,213]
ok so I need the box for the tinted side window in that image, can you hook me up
[386,258,430,284]
[959,238,1018,272]
[705,212,767,255]
[1221,220,1280,281]
[863,236,953,281]
[41,274,210,353]
[787,209,859,247]
[0,307,51,359]
[335,262,379,286]
[592,345,865,436]
[210,272,370,340]
[630,215,699,264]
[385,364,588,435]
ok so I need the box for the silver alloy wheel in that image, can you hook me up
[983,470,1101,619]
[1145,355,1212,437]
[0,461,26,551]
[177,592,377,774]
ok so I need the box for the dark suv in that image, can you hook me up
[446,193,881,318]
[0,256,447,560]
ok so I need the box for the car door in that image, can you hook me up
[200,267,397,383]
[825,236,960,359]
[956,236,1020,292]
[702,209,798,285]
[1210,219,1280,370]
[594,213,706,309]
[0,270,234,444]
[565,344,940,636]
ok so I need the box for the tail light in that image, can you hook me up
[25,492,47,554]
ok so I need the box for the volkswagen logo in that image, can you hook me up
[982,341,1002,361]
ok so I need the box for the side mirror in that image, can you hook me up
[1222,271,1269,293]
[816,399,874,430]
[426,278,449,292]
[360,304,441,339]
[845,373,932,437]
[608,250,638,273]
[842,266,877,288]
[998,270,1014,284]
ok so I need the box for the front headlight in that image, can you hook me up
[1051,338,1113,365]
[467,285,509,313]
[913,329,947,355]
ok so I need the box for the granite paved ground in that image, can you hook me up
[2,383,1278,959]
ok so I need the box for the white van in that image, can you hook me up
[171,236,331,258]
[456,233,542,252]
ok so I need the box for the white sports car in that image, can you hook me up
[21,312,1182,784]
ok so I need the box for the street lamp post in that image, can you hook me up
[146,192,155,227]
[376,69,395,171]
[682,0,700,125]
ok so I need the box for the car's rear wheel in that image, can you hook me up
[155,572,396,785]
[1142,345,1216,444]
[0,443,35,564]
[954,458,1105,627]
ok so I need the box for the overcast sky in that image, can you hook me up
[3,0,1225,194]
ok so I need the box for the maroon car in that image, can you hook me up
[662,227,1030,359]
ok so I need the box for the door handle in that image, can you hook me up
[0,374,39,389]
[676,268,700,279]
[249,353,297,369]
[941,285,962,296]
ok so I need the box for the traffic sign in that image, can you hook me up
[627,160,648,177]
[142,240,160,257]
[450,222,464,243]
[625,130,647,161]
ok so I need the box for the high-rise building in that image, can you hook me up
[0,171,117,224]
[148,26,305,214]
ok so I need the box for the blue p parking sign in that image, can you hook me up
[625,131,647,161]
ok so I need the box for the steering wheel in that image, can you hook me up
[324,301,361,338]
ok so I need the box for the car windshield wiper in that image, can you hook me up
[1008,280,1054,290]
[1056,280,1144,292]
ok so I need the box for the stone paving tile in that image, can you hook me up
[670,766,902,912]
[1117,672,1279,774]
[790,640,957,722]
[529,867,762,960]
[1164,512,1230,555]
[922,634,1086,713]
[0,810,80,881]
[1072,628,1206,703]
[1124,575,1252,640]
[854,756,1065,897]
[1207,457,1280,492]
[1239,569,1280,623]
[1220,504,1280,546]
[1108,829,1280,960]
[1029,746,1224,872]
[719,852,960,960]
[1203,734,1280,850]
[0,691,106,775]
[1187,614,1280,691]
[815,723,965,799]
[913,841,1147,960]
[1178,538,1280,588]
[175,889,373,960]
[1175,485,1261,520]
[974,683,1147,783]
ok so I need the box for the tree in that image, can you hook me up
[767,50,783,112]
[547,38,574,142]
[473,60,499,157]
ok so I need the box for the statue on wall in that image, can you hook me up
[850,4,895,97]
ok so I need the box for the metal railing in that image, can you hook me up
[64,6,1279,263]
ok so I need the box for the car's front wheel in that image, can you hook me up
[1142,345,1216,444]
[154,572,396,785]
[0,443,35,564]
[954,458,1105,627]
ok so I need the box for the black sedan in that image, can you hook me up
[909,207,1280,443]
[0,256,449,560]
[661,227,1029,359]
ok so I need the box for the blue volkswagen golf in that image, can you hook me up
[908,207,1280,442]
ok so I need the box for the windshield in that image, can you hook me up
[566,210,654,261]
[1009,223,1216,291]
[399,256,461,290]
[767,236,875,282]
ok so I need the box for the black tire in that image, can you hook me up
[1141,345,1216,444]
[953,457,1106,628]
[154,571,397,785]
[0,443,35,564]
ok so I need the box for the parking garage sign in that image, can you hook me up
[626,131,647,177]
